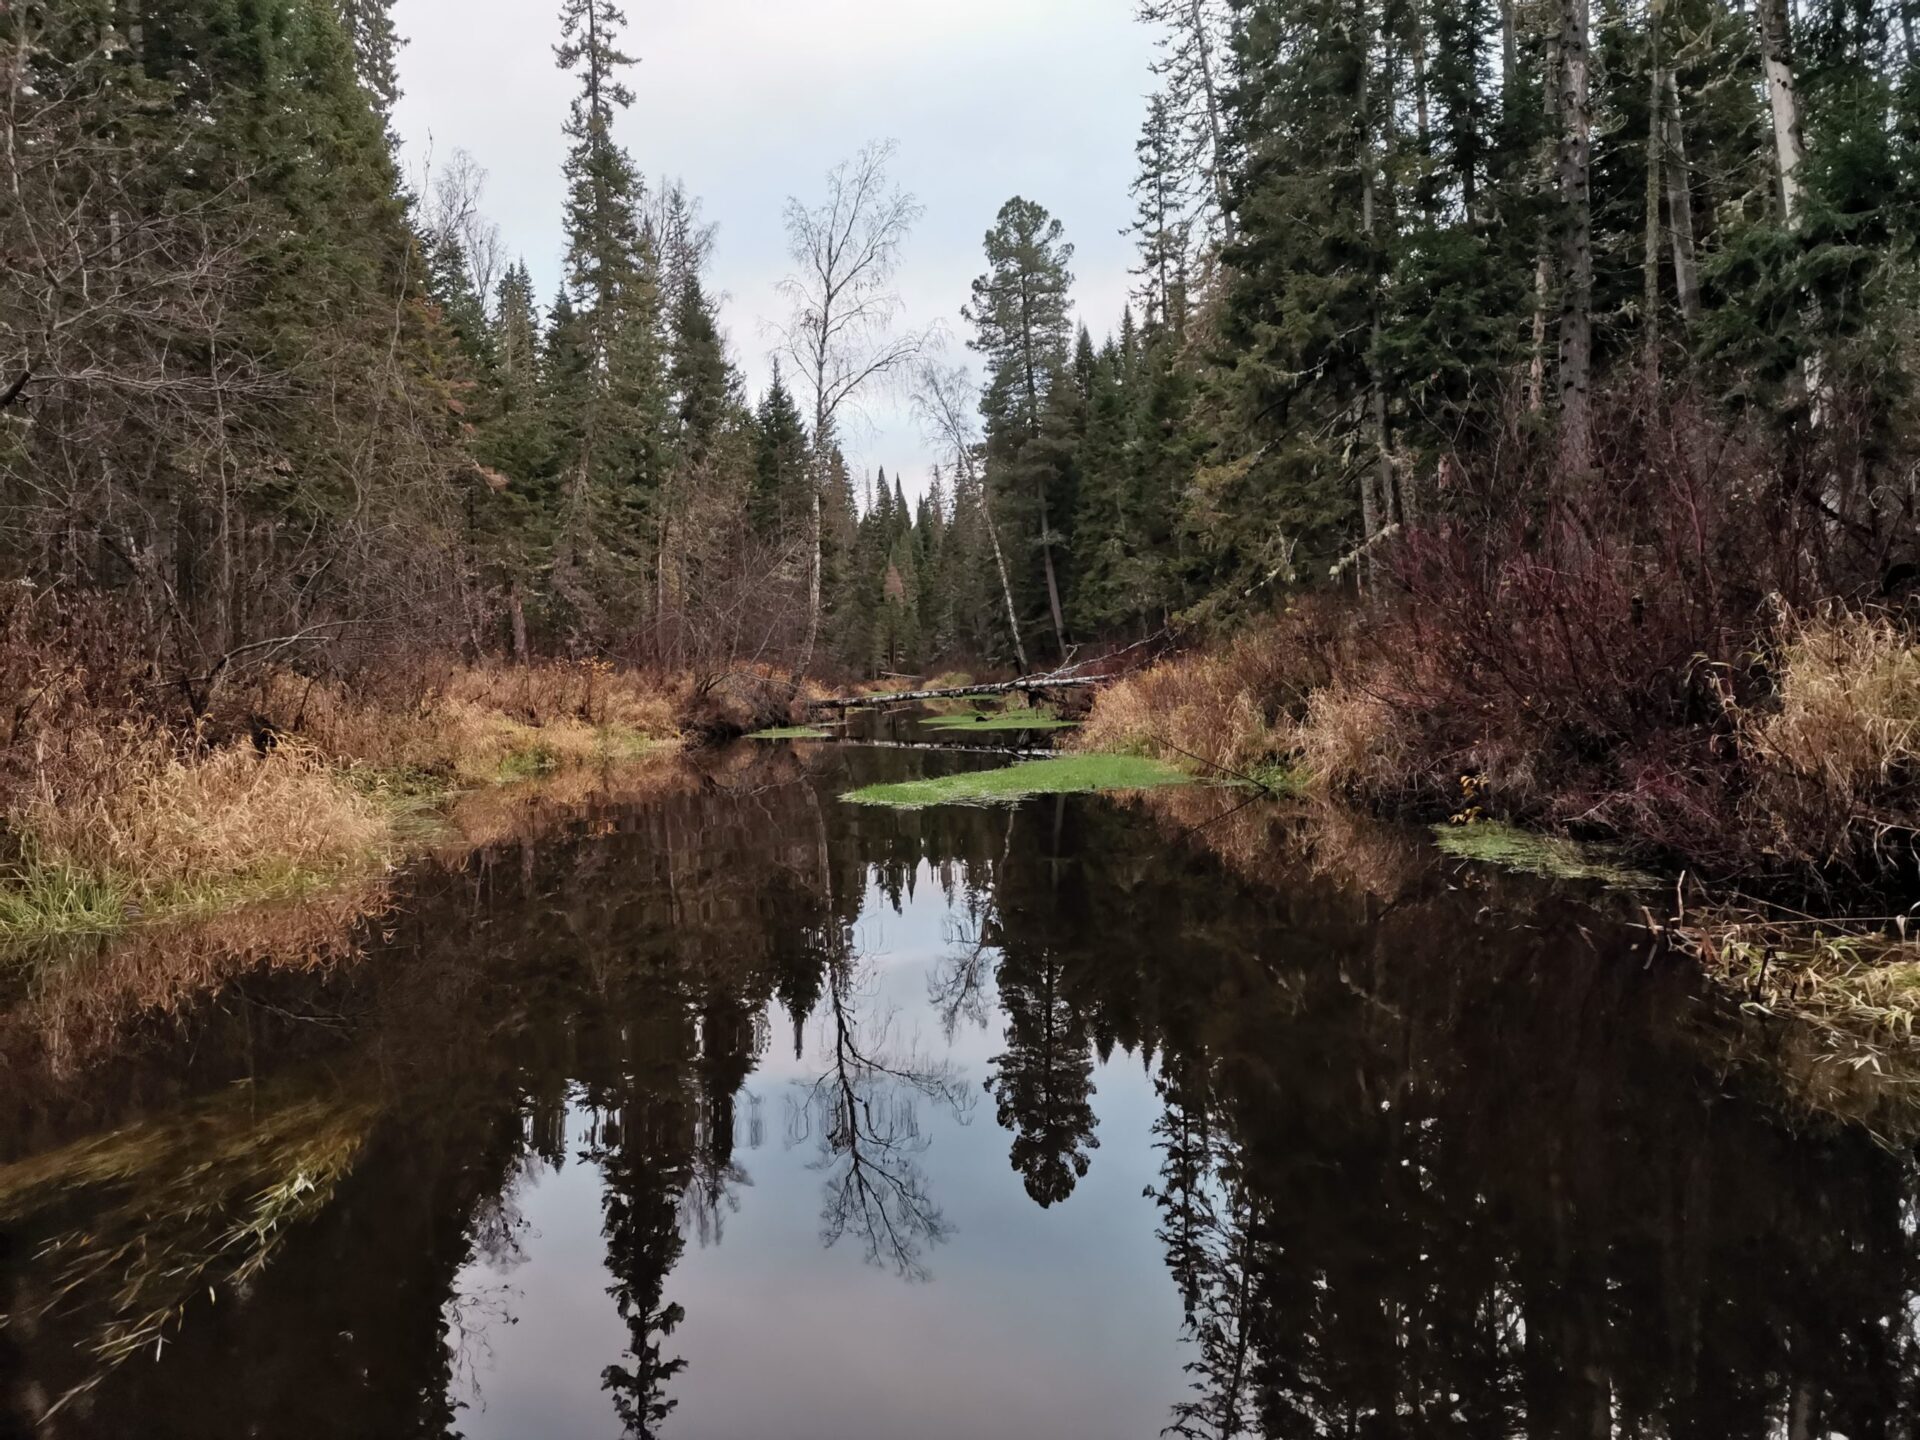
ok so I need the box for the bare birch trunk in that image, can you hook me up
[1644,4,1665,384]
[1188,0,1235,241]
[1554,0,1595,474]
[1662,70,1702,326]
[974,470,1030,674]
[1756,0,1808,225]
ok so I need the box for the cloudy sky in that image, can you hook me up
[390,0,1159,503]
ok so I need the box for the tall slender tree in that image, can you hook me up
[967,198,1078,658]
[776,141,925,683]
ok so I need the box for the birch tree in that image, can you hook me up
[1554,0,1595,473]
[915,361,1031,674]
[776,141,924,683]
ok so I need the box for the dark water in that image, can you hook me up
[4,740,1920,1439]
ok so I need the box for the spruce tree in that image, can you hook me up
[966,198,1078,658]
[750,364,811,537]
[553,0,666,632]
[333,0,404,122]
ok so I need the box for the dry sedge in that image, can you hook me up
[0,659,688,945]
[7,734,389,934]
[1741,612,1920,867]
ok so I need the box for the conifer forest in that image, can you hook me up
[12,5,1920,1438]
[8,0,1911,687]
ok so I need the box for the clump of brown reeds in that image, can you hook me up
[1073,603,1338,777]
[1739,609,1920,871]
[246,657,681,782]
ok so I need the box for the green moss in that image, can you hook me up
[1431,821,1659,888]
[844,754,1194,809]
[919,711,1079,733]
[748,726,835,740]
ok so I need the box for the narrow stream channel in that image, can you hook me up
[3,737,1917,1437]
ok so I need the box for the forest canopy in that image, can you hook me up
[1,0,1915,691]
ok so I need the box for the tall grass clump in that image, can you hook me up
[1075,603,1338,778]
[3,728,390,938]
[247,656,680,783]
[1741,610,1920,871]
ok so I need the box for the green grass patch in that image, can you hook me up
[496,744,561,782]
[0,854,380,956]
[592,725,661,761]
[919,710,1078,733]
[748,726,835,740]
[1245,763,1305,794]
[844,754,1193,809]
[0,862,130,939]
[1432,821,1659,888]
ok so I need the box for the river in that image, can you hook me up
[2,735,1917,1438]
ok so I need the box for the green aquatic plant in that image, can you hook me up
[918,711,1078,733]
[0,1084,380,1408]
[1431,821,1659,888]
[844,754,1193,809]
[748,725,835,740]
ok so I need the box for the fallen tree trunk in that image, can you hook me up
[806,672,1103,712]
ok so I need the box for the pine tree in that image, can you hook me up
[428,233,495,376]
[1131,93,1194,335]
[1207,0,1382,596]
[668,272,732,465]
[1137,0,1237,241]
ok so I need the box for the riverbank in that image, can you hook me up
[1071,604,1920,1050]
[1074,605,1920,886]
[0,657,687,949]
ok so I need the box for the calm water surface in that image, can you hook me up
[4,739,1920,1438]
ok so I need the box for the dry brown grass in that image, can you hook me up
[0,651,688,944]
[0,726,390,939]
[1741,611,1920,867]
[1074,611,1336,778]
[33,737,387,891]
[1295,677,1417,797]
[249,658,681,782]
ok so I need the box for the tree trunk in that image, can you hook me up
[1554,0,1594,474]
[1756,0,1808,225]
[1361,0,1394,571]
[1663,69,1702,326]
[1409,0,1439,220]
[1644,5,1664,385]
[509,580,529,663]
[1037,483,1069,661]
[807,671,1102,712]
[1188,0,1235,241]
[1527,11,1559,415]
[972,463,1031,675]
[790,406,829,688]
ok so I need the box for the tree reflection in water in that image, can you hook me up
[11,747,1920,1439]
[787,952,973,1281]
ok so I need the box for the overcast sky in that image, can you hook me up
[390,0,1158,504]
